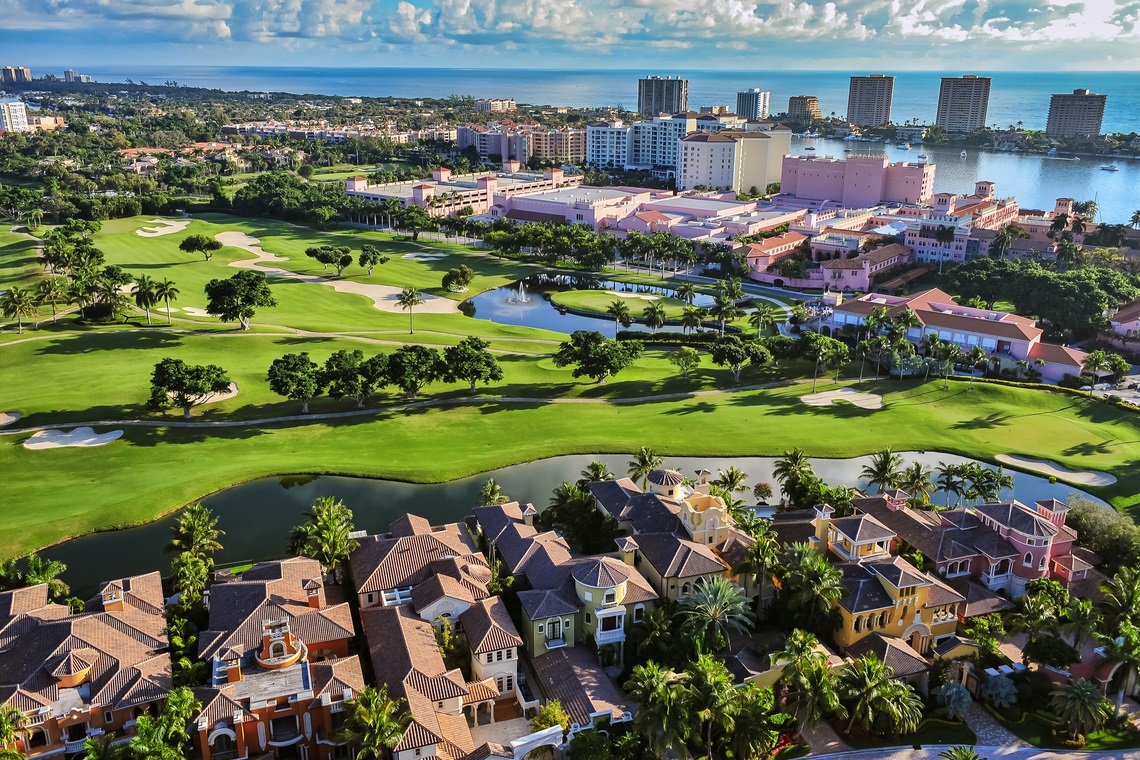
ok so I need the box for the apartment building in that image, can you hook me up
[456,124,585,163]
[1,66,32,84]
[847,75,895,127]
[677,128,790,192]
[736,88,771,121]
[628,113,698,171]
[474,99,516,112]
[585,120,632,169]
[637,76,688,116]
[193,559,363,760]
[63,69,93,84]
[0,574,172,759]
[1046,89,1107,137]
[788,95,823,122]
[935,75,991,133]
[0,101,29,133]
[780,154,935,207]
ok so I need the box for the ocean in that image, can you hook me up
[72,66,1140,135]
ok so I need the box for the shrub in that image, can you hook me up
[979,674,1018,709]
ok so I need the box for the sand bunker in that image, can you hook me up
[199,382,239,405]
[181,307,213,317]
[996,454,1117,487]
[605,290,660,301]
[24,427,124,450]
[137,219,191,237]
[802,387,883,410]
[402,252,449,261]
[0,412,22,427]
[217,232,458,314]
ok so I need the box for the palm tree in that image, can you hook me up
[712,465,749,494]
[685,654,737,759]
[22,554,69,599]
[624,662,690,756]
[82,731,125,760]
[132,274,158,325]
[773,448,811,494]
[936,462,965,507]
[1,286,36,333]
[288,496,359,579]
[165,503,224,558]
[729,682,781,759]
[839,653,896,734]
[607,300,633,334]
[898,461,935,505]
[680,306,706,334]
[1008,594,1057,643]
[1130,209,1140,229]
[396,286,423,334]
[777,543,844,635]
[1102,566,1140,629]
[1064,599,1100,652]
[775,628,826,685]
[642,302,667,333]
[35,278,67,323]
[1097,621,1140,716]
[861,448,904,494]
[1049,679,1110,740]
[153,278,180,325]
[677,577,755,648]
[708,294,741,336]
[627,447,663,489]
[477,477,509,506]
[577,461,614,487]
[0,705,26,753]
[675,282,696,305]
[338,685,412,760]
[965,345,987,389]
[749,303,782,335]
[938,748,987,760]
[786,659,845,735]
[737,524,780,614]
[1082,350,1111,391]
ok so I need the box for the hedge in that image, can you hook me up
[615,329,739,345]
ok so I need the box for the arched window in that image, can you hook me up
[854,616,862,632]
[212,735,234,752]
[680,582,692,596]
[1023,552,1032,567]
[633,604,645,623]
[270,641,286,659]
[1038,555,1047,571]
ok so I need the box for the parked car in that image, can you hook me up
[1093,383,1112,390]
[1080,385,1093,391]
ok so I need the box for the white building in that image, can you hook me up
[474,98,516,112]
[847,74,895,127]
[935,75,991,133]
[0,101,28,133]
[586,120,633,169]
[677,128,790,192]
[1046,89,1106,137]
[736,88,771,121]
[628,113,698,172]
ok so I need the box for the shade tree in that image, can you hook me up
[442,336,503,393]
[358,244,390,275]
[204,270,276,330]
[552,330,643,384]
[268,352,323,413]
[321,350,388,407]
[179,234,222,261]
[148,357,232,418]
[386,345,444,398]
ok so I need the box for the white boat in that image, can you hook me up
[917,153,928,160]
[960,151,967,158]
[1100,164,1120,171]
[900,143,911,150]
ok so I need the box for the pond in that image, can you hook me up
[461,273,718,336]
[43,451,1102,598]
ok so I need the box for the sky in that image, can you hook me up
[2,0,1139,71]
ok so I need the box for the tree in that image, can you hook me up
[962,613,1006,659]
[82,731,126,760]
[322,350,388,408]
[641,302,667,333]
[288,496,359,577]
[676,282,697,305]
[17,554,68,599]
[677,577,755,649]
[939,747,988,760]
[338,685,411,760]
[978,674,1017,709]
[170,551,211,609]
[131,686,200,760]
[268,352,322,413]
[131,275,159,325]
[839,653,896,734]
[773,448,815,506]
[395,205,437,241]
[1049,679,1111,741]
[577,461,614,487]
[478,478,509,507]
[358,244,390,275]
[179,234,222,261]
[204,270,276,330]
[861,449,904,494]
[1064,598,1100,652]
[775,543,843,636]
[435,617,471,678]
[627,447,663,489]
[749,303,783,335]
[737,523,779,612]
[1097,620,1140,716]
[552,331,643,384]
[165,503,224,558]
[530,700,569,751]
[681,306,706,334]
[0,286,36,333]
[785,658,845,735]
[606,300,633,333]
[35,278,67,324]
[684,654,738,758]
[148,358,232,419]
[625,662,690,757]
[1102,566,1140,630]
[153,279,180,326]
[668,346,700,379]
[713,465,750,494]
[0,705,26,753]
[386,345,444,398]
[442,265,475,292]
[937,682,973,720]
[396,286,423,334]
[443,337,503,393]
[898,461,935,505]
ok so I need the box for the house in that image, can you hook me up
[192,559,364,760]
[1110,299,1140,341]
[742,232,809,274]
[819,243,911,292]
[351,515,488,610]
[460,598,524,704]
[0,574,172,759]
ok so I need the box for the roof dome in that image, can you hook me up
[571,558,630,588]
[646,469,685,487]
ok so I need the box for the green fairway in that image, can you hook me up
[549,288,692,321]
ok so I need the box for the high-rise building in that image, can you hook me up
[637,76,688,116]
[846,74,895,127]
[935,75,991,133]
[788,95,823,122]
[0,101,29,133]
[474,98,516,112]
[1046,89,1107,137]
[736,88,771,121]
[1,67,33,84]
[677,125,791,192]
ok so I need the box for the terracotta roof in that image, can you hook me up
[945,577,1014,617]
[821,243,910,270]
[634,211,671,224]
[531,647,627,729]
[1027,342,1087,368]
[391,513,434,537]
[462,678,500,705]
[571,558,630,588]
[633,532,728,579]
[867,556,932,589]
[974,501,1058,538]
[473,502,528,545]
[853,496,1017,564]
[459,598,523,655]
[916,309,1042,342]
[310,655,366,700]
[351,521,483,594]
[770,510,818,547]
[831,514,896,543]
[845,632,929,678]
[1112,299,1140,324]
[647,469,685,486]
[924,574,967,608]
[716,528,756,571]
[744,232,808,256]
[466,743,514,760]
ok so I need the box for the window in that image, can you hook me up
[496,651,503,662]
[633,605,644,623]
[537,624,545,633]
[585,613,592,625]
[104,710,114,724]
[486,653,494,664]
[603,591,616,605]
[1023,552,1033,567]
[1038,555,1047,571]
[506,649,513,660]
[854,617,862,632]
[506,676,514,691]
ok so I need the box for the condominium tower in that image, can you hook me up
[0,101,29,133]
[637,76,689,116]
[1,66,32,84]
[1046,89,1107,137]
[847,74,895,127]
[736,88,771,121]
[935,75,991,133]
[788,95,823,122]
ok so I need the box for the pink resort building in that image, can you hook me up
[779,155,936,208]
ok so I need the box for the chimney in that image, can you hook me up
[223,651,243,683]
[522,503,537,527]
[812,504,834,546]
[614,537,638,566]
[303,579,324,609]
[101,584,125,612]
[884,489,909,512]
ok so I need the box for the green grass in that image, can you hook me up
[549,289,691,320]
[999,713,1140,750]
[841,717,976,749]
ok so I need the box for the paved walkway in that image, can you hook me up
[963,702,1030,749]
[804,721,853,755]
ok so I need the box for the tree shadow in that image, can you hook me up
[34,330,183,355]
[1062,440,1121,457]
[951,413,1012,430]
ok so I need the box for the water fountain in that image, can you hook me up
[506,281,531,304]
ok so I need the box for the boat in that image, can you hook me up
[960,151,967,158]
[1100,164,1120,171]
[900,143,911,150]
[917,153,928,160]
[805,146,816,151]
[844,148,852,153]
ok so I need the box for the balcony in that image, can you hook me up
[594,628,626,646]
[544,636,566,649]
[982,571,1011,589]
[64,739,88,754]
[267,724,302,747]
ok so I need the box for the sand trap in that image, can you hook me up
[159,306,181,314]
[181,307,213,317]
[402,252,448,261]
[0,412,22,427]
[199,382,238,405]
[217,232,458,314]
[802,387,883,410]
[996,454,1117,487]
[605,290,660,301]
[136,219,191,237]
[24,427,124,450]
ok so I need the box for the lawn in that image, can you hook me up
[840,717,976,749]
[549,288,692,321]
[999,712,1140,751]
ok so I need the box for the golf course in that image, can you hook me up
[3,213,1140,560]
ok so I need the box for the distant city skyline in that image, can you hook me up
[2,0,1138,71]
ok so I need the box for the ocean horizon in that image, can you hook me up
[55,65,1140,134]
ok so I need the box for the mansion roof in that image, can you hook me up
[846,632,929,678]
[351,518,486,595]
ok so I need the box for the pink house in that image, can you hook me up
[743,231,808,273]
[1110,299,1140,341]
[819,243,911,291]
[780,155,936,208]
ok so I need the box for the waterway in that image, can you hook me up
[791,136,1140,224]
[42,451,1101,598]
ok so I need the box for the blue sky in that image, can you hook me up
[2,0,1137,70]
